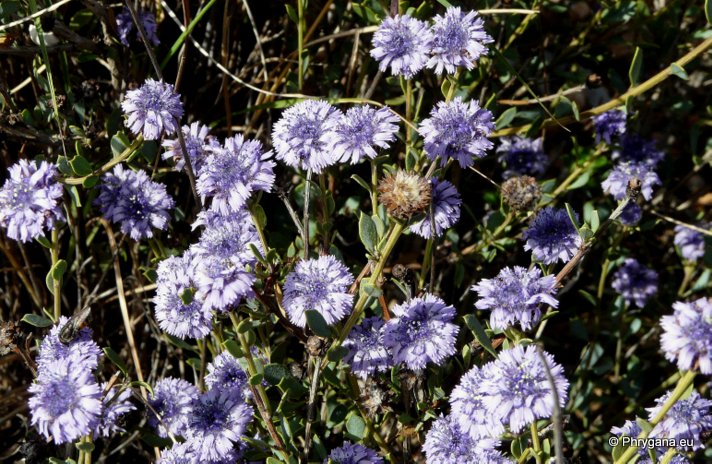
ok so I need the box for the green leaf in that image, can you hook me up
[179,287,195,305]
[590,209,600,232]
[69,155,92,176]
[264,363,290,385]
[706,0,712,24]
[670,63,688,80]
[224,339,243,358]
[81,175,98,188]
[495,107,517,130]
[463,314,497,358]
[110,132,130,157]
[359,281,382,298]
[345,413,366,439]
[251,204,267,229]
[359,212,378,254]
[304,310,332,337]
[57,155,73,176]
[103,347,128,375]
[284,4,298,23]
[564,203,581,230]
[129,380,154,397]
[75,441,95,452]
[327,345,349,362]
[566,170,591,190]
[350,174,372,195]
[628,46,643,87]
[66,185,82,207]
[249,373,264,386]
[21,313,53,327]
[35,235,52,249]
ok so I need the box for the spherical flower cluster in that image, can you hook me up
[197,134,275,214]
[370,14,432,78]
[450,365,504,439]
[205,351,250,400]
[409,179,461,239]
[423,415,509,464]
[0,159,64,243]
[660,298,712,375]
[613,133,665,167]
[618,202,642,226]
[611,258,658,308]
[272,99,341,173]
[427,7,493,75]
[383,294,459,370]
[282,255,354,328]
[522,206,583,265]
[94,384,135,438]
[121,78,183,140]
[601,162,661,201]
[325,441,383,464]
[95,165,174,240]
[647,390,712,450]
[162,122,213,174]
[37,315,102,370]
[674,224,707,262]
[115,7,160,46]
[331,105,399,164]
[148,377,198,438]
[593,109,626,144]
[343,317,393,379]
[496,136,549,179]
[472,266,558,331]
[419,97,494,168]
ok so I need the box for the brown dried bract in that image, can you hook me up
[377,171,431,220]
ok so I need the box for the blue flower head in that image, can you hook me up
[647,391,712,450]
[522,206,582,265]
[409,179,461,239]
[121,78,183,140]
[423,415,506,464]
[331,105,399,164]
[593,109,626,144]
[162,121,214,174]
[496,136,549,179]
[611,258,658,308]
[148,377,199,438]
[325,441,383,464]
[660,298,712,375]
[602,162,661,201]
[343,316,393,379]
[370,14,432,78]
[427,7,493,75]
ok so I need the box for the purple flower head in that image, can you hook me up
[674,224,708,262]
[383,293,459,370]
[148,377,199,438]
[184,389,253,462]
[427,7,493,75]
[610,419,663,461]
[37,315,102,371]
[198,135,275,214]
[472,266,558,332]
[158,442,195,464]
[28,358,102,444]
[522,206,583,265]
[95,165,174,240]
[496,136,549,179]
[419,97,494,168]
[423,415,507,464]
[324,441,383,464]
[115,8,160,46]
[370,14,432,78]
[619,202,642,226]
[343,316,393,379]
[162,122,213,174]
[139,10,160,45]
[660,298,712,375]
[0,159,63,243]
[613,133,665,167]
[206,351,250,400]
[282,255,354,328]
[593,109,626,144]
[647,391,712,450]
[121,78,183,140]
[450,364,504,440]
[602,162,661,201]
[409,179,461,239]
[481,345,568,433]
[611,258,658,308]
[332,105,400,164]
[272,100,341,173]
[94,384,135,438]
[154,251,213,339]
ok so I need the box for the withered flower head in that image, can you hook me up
[501,175,541,212]
[377,170,431,220]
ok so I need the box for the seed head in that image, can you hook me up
[377,171,431,220]
[501,175,541,212]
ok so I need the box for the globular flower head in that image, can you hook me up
[660,298,712,375]
[611,258,658,308]
[331,105,399,164]
[115,8,133,46]
[522,206,583,265]
[647,391,712,450]
[184,389,253,462]
[383,294,459,370]
[37,315,102,371]
[95,165,174,240]
[197,135,275,214]
[613,133,665,167]
[472,266,558,332]
[619,202,642,226]
[409,179,461,239]
[162,122,213,174]
[427,7,493,75]
[343,317,393,379]
[496,136,549,179]
[324,441,383,464]
[501,175,541,212]
[272,100,341,173]
[610,419,661,461]
[370,14,432,78]
[154,251,213,339]
[115,8,160,46]
[480,345,568,433]
[602,162,661,201]
[674,224,708,262]
[158,442,196,464]
[148,377,199,438]
[206,351,250,400]
[450,365,504,440]
[377,170,431,220]
[593,109,626,144]
[423,415,507,464]
[94,384,135,438]
[419,97,494,168]
[28,358,102,444]
[0,159,64,243]
[121,78,183,140]
[282,255,354,328]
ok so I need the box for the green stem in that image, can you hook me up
[405,79,413,159]
[64,136,144,185]
[418,238,434,290]
[51,228,61,320]
[371,159,379,216]
[297,0,305,90]
[530,422,543,464]
[160,0,220,68]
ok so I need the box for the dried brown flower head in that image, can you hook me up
[501,175,541,212]
[377,171,431,220]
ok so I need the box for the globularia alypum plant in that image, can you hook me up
[1,1,711,463]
